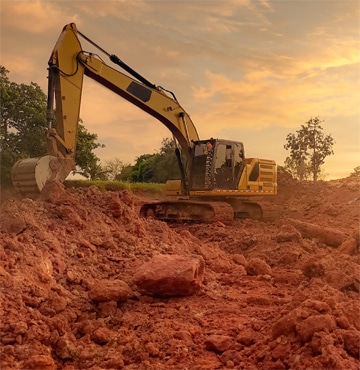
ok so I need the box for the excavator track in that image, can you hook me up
[140,200,234,223]
[224,198,279,221]
[251,201,279,222]
[140,199,278,223]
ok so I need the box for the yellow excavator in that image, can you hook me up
[11,23,277,223]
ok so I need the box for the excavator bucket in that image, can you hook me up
[11,155,75,198]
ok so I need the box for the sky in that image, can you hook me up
[1,0,359,179]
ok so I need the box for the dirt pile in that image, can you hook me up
[0,176,359,369]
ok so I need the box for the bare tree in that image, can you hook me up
[102,157,128,180]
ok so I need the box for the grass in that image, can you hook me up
[64,180,165,195]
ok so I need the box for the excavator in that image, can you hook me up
[11,23,277,223]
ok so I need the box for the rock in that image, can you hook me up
[102,357,125,369]
[174,330,194,346]
[271,342,291,361]
[302,258,325,278]
[338,237,359,255]
[144,341,159,356]
[336,316,350,329]
[0,201,28,234]
[325,270,358,291]
[276,224,302,243]
[55,332,78,359]
[1,215,27,235]
[205,335,233,353]
[232,254,248,267]
[246,258,272,276]
[236,328,255,346]
[343,330,360,358]
[220,350,242,367]
[97,300,118,317]
[303,299,330,314]
[272,314,297,339]
[23,355,56,370]
[91,327,114,344]
[296,314,336,343]
[88,280,132,302]
[133,254,205,297]
[39,179,67,203]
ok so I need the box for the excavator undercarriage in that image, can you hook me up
[140,198,278,223]
[140,200,234,223]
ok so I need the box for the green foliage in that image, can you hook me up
[156,137,182,181]
[130,138,181,183]
[115,164,133,182]
[0,146,19,186]
[350,166,360,177]
[283,157,312,181]
[0,66,105,186]
[0,66,48,185]
[284,117,334,181]
[75,121,105,179]
[131,153,157,182]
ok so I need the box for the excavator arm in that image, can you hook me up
[12,23,199,196]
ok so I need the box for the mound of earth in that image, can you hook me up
[0,176,359,369]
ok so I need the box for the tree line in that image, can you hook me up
[1,66,357,187]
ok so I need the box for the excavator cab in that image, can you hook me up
[189,139,245,191]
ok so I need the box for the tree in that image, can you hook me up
[129,138,181,183]
[0,66,104,185]
[155,137,181,182]
[284,117,334,181]
[75,121,105,179]
[283,157,312,181]
[350,166,360,177]
[1,66,48,185]
[115,164,134,182]
[102,157,130,180]
[131,153,157,183]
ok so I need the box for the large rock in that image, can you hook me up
[133,254,205,297]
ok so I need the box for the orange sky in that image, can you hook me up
[1,0,359,179]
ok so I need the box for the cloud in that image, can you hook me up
[1,1,77,33]
[72,0,149,20]
[79,79,172,162]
